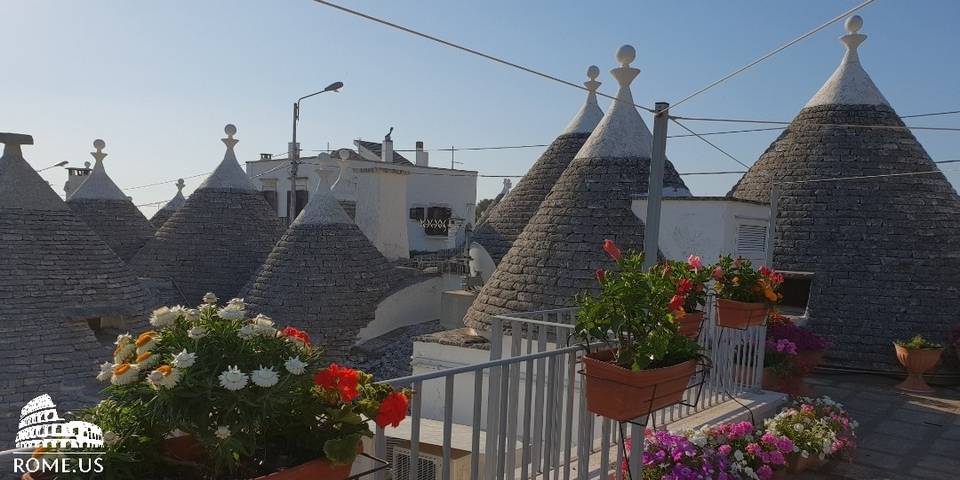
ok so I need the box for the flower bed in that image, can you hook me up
[619,396,857,479]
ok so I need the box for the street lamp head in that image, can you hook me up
[323,81,344,93]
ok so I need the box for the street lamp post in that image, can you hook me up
[288,81,343,224]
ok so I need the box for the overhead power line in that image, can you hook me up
[310,0,657,113]
[669,118,751,169]
[668,0,876,112]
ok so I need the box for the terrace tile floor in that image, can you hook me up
[793,372,960,480]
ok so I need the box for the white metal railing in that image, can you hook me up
[371,295,767,480]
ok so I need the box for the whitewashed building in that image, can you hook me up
[245,134,478,257]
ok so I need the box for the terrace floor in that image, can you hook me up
[794,372,960,480]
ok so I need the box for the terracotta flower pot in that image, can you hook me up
[788,454,828,473]
[678,311,705,339]
[254,457,354,480]
[582,349,697,421]
[894,344,943,393]
[761,367,804,395]
[715,299,768,329]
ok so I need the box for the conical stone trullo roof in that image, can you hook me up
[149,178,187,229]
[0,133,147,446]
[728,16,960,370]
[465,46,690,330]
[471,66,605,266]
[130,125,285,306]
[243,168,418,361]
[66,139,155,262]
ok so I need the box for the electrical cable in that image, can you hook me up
[670,118,751,169]
[668,0,876,112]
[310,0,656,113]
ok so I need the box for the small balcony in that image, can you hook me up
[362,296,784,480]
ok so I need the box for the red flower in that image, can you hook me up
[687,255,703,271]
[314,363,360,402]
[759,266,772,277]
[375,391,409,428]
[676,278,692,295]
[602,240,622,261]
[711,266,724,281]
[595,269,606,283]
[281,327,312,347]
[771,272,785,285]
[669,294,685,312]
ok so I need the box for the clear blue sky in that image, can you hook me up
[3,1,958,214]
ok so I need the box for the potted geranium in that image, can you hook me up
[761,337,802,395]
[47,295,409,480]
[711,256,783,329]
[663,255,710,339]
[576,241,703,421]
[893,335,944,393]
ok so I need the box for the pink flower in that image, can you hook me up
[687,255,703,271]
[801,404,814,414]
[768,450,786,465]
[776,438,794,454]
[761,432,778,445]
[757,465,773,480]
[718,444,732,456]
[712,266,724,281]
[746,443,761,456]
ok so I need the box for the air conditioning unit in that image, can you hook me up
[392,445,476,480]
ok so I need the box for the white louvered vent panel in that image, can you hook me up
[735,223,767,263]
[393,446,441,480]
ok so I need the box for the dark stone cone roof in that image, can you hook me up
[67,199,155,262]
[471,132,591,265]
[0,139,146,446]
[243,203,418,361]
[464,154,688,330]
[130,188,285,306]
[149,207,175,230]
[729,104,960,370]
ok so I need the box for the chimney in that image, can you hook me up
[415,141,429,167]
[381,137,393,163]
[260,153,272,161]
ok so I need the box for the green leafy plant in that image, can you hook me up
[575,240,701,371]
[711,255,784,304]
[895,335,942,349]
[54,295,409,479]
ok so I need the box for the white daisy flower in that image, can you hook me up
[148,366,182,389]
[110,363,140,385]
[188,326,207,340]
[284,356,308,375]
[214,426,231,440]
[135,350,160,369]
[114,333,133,346]
[149,307,178,328]
[96,362,113,382]
[218,366,248,391]
[250,366,279,388]
[113,344,136,364]
[252,315,276,337]
[169,305,188,318]
[734,450,744,461]
[172,349,196,369]
[135,331,158,353]
[185,309,200,322]
[218,302,246,321]
[203,292,218,305]
[237,324,257,340]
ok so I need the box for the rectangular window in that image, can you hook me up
[285,177,310,219]
[735,223,767,264]
[260,179,279,214]
[424,206,452,236]
[409,207,425,221]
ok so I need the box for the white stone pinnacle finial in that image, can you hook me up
[91,139,107,163]
[222,124,239,151]
[585,65,601,92]
[845,15,863,34]
[610,44,640,88]
[840,15,866,61]
[176,178,185,192]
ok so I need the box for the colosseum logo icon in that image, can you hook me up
[15,394,103,449]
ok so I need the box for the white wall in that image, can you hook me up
[356,273,463,343]
[632,197,770,264]
[356,166,410,260]
[246,153,477,253]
